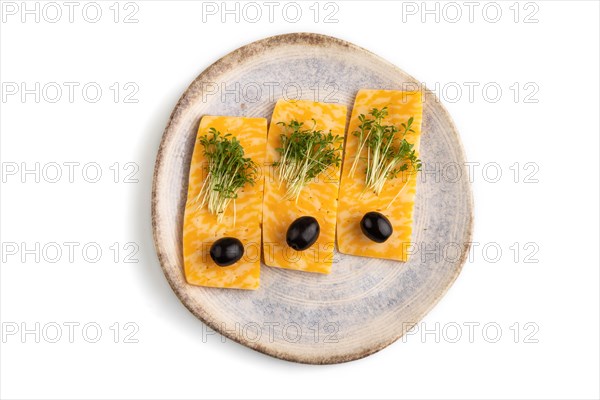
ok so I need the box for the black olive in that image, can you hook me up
[209,237,244,267]
[286,216,320,251]
[360,212,393,243]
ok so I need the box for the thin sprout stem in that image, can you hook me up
[350,108,421,197]
[386,173,414,209]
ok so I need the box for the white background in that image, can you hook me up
[1,1,599,399]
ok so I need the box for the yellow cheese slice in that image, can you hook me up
[183,116,267,289]
[337,90,423,262]
[262,99,348,274]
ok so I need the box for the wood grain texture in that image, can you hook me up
[152,33,474,364]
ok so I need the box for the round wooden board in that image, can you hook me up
[152,33,474,364]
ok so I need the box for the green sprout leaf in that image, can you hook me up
[273,119,343,202]
[348,107,421,199]
[194,127,257,225]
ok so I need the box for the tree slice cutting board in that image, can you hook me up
[152,33,474,364]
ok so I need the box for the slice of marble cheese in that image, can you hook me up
[337,90,423,262]
[262,99,348,274]
[183,116,267,289]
